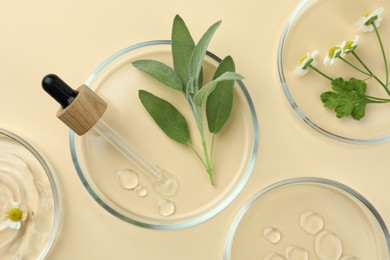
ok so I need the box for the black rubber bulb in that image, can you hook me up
[42,74,79,109]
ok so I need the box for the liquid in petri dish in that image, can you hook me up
[134,185,148,198]
[156,199,176,217]
[300,210,325,236]
[285,246,309,260]
[117,169,139,190]
[263,227,282,244]
[315,230,343,260]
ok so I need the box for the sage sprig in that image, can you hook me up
[133,15,243,186]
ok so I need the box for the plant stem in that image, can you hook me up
[373,23,389,85]
[200,130,214,186]
[188,142,207,168]
[352,51,390,95]
[210,134,216,164]
[187,96,214,185]
[338,56,371,76]
[309,65,334,81]
[366,95,390,103]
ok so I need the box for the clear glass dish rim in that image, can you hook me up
[0,128,62,259]
[68,40,259,230]
[277,0,390,144]
[223,177,390,259]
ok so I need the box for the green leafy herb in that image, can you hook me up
[320,78,369,120]
[139,90,190,144]
[295,7,390,120]
[194,71,243,106]
[172,15,196,87]
[206,56,236,133]
[133,60,183,90]
[133,15,244,186]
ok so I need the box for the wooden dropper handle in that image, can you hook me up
[42,74,107,135]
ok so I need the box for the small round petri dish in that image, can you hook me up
[224,177,390,260]
[278,0,390,143]
[0,128,61,259]
[69,40,258,229]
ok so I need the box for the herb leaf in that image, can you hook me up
[320,77,369,120]
[133,16,243,186]
[172,15,196,88]
[132,60,183,91]
[139,90,190,144]
[188,20,222,93]
[193,71,243,106]
[206,56,236,133]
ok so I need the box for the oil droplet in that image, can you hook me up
[117,169,139,190]
[285,246,309,260]
[300,210,324,235]
[264,252,286,260]
[315,230,343,260]
[135,185,148,197]
[156,199,176,216]
[263,227,282,244]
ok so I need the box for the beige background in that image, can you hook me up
[1,0,389,259]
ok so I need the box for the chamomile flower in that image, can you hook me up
[340,35,359,56]
[1,202,28,230]
[356,7,384,32]
[323,45,342,65]
[295,50,319,76]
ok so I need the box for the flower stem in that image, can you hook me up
[373,23,389,85]
[352,51,390,96]
[338,56,371,76]
[366,95,390,103]
[309,65,334,81]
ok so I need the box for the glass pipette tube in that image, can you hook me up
[42,74,178,197]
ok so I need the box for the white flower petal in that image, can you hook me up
[323,56,330,65]
[294,66,308,76]
[357,7,385,32]
[5,219,21,230]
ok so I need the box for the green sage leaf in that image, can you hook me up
[132,59,183,91]
[206,56,236,133]
[193,71,243,106]
[188,20,222,89]
[172,15,196,88]
[139,90,190,144]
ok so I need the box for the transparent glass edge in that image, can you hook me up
[277,0,390,144]
[223,177,390,259]
[0,128,62,259]
[69,41,259,230]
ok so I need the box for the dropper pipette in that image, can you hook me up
[42,74,178,197]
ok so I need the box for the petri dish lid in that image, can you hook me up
[278,0,390,143]
[69,40,258,229]
[0,128,61,259]
[224,177,390,260]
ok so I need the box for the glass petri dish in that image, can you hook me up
[278,0,390,143]
[224,177,390,260]
[69,40,258,229]
[0,128,61,259]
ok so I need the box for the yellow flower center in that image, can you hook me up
[7,208,23,222]
[344,40,354,50]
[328,46,339,58]
[299,55,308,64]
[364,12,370,17]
